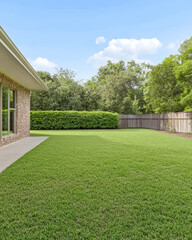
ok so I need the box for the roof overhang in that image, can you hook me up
[0,27,48,91]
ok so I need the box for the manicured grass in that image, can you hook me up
[0,129,192,239]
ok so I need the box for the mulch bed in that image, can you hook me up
[157,130,192,140]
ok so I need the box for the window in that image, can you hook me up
[2,86,8,135]
[0,85,16,137]
[9,89,16,134]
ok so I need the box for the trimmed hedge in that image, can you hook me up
[30,111,119,130]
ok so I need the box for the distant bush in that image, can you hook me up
[30,111,119,130]
[184,108,192,112]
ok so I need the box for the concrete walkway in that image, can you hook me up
[0,137,48,173]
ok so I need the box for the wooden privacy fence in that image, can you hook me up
[119,112,192,133]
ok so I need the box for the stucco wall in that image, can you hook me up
[0,73,30,147]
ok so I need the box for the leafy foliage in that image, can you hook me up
[31,69,86,111]
[144,56,183,113]
[31,36,192,114]
[30,111,119,130]
[145,36,192,113]
[2,110,8,130]
[174,39,192,111]
[31,61,151,114]
[84,60,152,114]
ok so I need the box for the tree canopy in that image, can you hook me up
[31,36,192,114]
[31,69,86,111]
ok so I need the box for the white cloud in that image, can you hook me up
[29,57,57,72]
[96,36,106,44]
[88,38,162,67]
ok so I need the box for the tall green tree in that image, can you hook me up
[144,55,183,113]
[85,60,151,114]
[31,69,85,111]
[31,36,192,114]
[174,37,192,111]
[84,77,100,111]
[98,71,142,114]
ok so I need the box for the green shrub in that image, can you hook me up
[165,122,170,132]
[30,111,119,130]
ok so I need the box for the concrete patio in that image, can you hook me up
[0,136,48,173]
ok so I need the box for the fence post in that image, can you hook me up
[119,112,192,133]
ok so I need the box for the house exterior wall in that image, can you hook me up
[0,73,30,147]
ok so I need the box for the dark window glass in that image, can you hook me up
[10,89,15,108]
[10,110,15,134]
[2,86,8,135]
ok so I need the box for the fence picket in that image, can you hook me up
[119,112,192,133]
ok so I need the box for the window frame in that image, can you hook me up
[0,84,16,138]
[0,84,2,139]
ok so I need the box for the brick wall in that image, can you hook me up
[0,73,30,147]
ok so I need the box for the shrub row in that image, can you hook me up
[30,111,119,130]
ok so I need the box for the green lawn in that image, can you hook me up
[0,129,192,239]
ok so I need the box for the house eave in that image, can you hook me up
[0,26,48,91]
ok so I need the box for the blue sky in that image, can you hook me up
[1,0,192,81]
